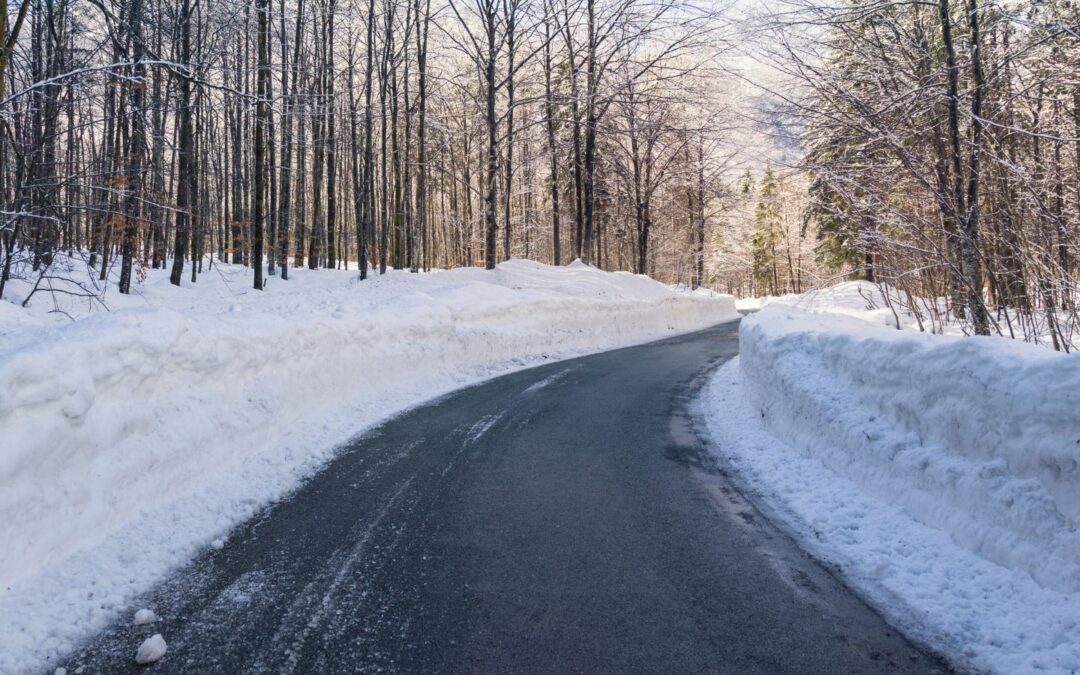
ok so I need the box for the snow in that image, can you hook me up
[738,280,1078,348]
[735,281,925,330]
[696,304,1080,673]
[134,634,167,665]
[132,609,156,626]
[0,259,735,673]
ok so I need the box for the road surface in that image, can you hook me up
[65,320,948,673]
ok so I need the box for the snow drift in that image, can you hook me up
[0,259,735,671]
[739,304,1080,593]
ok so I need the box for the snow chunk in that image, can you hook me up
[135,634,167,665]
[133,609,157,626]
[210,539,225,551]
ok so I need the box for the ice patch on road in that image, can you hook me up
[522,368,573,394]
[217,570,267,607]
[465,413,506,444]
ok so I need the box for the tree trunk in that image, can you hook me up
[119,0,146,294]
[324,0,337,269]
[169,0,195,286]
[543,18,561,265]
[252,0,269,290]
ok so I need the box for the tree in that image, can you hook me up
[751,167,781,296]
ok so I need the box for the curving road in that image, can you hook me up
[64,320,948,674]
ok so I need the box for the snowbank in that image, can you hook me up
[0,259,735,672]
[697,304,1080,672]
[739,305,1080,592]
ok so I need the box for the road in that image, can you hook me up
[65,320,948,674]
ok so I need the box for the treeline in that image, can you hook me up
[790,0,1079,348]
[0,0,729,304]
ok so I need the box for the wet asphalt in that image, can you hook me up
[62,319,950,674]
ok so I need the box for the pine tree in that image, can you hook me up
[751,167,782,295]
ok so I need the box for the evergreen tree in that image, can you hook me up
[751,167,782,295]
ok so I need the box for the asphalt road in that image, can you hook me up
[64,320,948,674]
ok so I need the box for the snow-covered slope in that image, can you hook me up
[697,304,1080,673]
[735,281,927,330]
[0,259,736,672]
[738,280,1077,349]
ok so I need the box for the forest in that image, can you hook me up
[0,0,1077,347]
[0,0,730,300]
[791,0,1080,347]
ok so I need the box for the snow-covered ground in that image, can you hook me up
[736,281,893,314]
[0,259,736,673]
[737,280,1078,349]
[735,281,945,332]
[697,300,1080,673]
